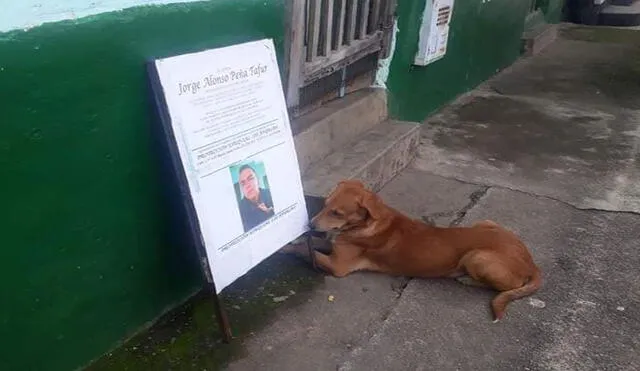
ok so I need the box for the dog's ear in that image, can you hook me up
[358,191,385,220]
[327,180,364,200]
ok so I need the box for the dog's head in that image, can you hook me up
[310,180,386,233]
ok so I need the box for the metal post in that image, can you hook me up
[208,283,233,343]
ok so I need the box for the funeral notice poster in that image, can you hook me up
[152,39,309,292]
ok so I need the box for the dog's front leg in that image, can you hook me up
[280,243,344,276]
[321,242,374,277]
[279,242,333,274]
[281,241,370,277]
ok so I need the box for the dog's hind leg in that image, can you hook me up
[458,250,529,321]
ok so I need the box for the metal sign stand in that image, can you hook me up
[202,269,233,343]
[147,61,235,344]
[147,59,323,344]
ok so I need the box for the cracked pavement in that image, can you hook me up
[223,25,640,371]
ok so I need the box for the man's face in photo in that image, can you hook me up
[239,167,260,202]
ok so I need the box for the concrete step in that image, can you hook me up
[301,120,420,214]
[599,0,640,26]
[292,88,387,175]
[522,23,558,57]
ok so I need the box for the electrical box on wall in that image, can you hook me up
[413,0,455,66]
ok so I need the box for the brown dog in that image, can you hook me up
[285,180,542,321]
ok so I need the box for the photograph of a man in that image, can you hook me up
[232,161,275,233]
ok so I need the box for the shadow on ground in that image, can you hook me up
[86,252,324,370]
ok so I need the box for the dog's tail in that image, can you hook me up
[491,266,542,322]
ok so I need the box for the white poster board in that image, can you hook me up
[151,39,308,293]
[413,0,455,66]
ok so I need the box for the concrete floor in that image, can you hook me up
[226,25,640,371]
[88,24,640,371]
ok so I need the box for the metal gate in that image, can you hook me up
[284,0,397,117]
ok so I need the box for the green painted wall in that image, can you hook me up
[543,0,566,23]
[0,1,284,370]
[0,0,567,369]
[386,0,531,122]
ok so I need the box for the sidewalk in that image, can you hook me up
[88,24,640,370]
[228,24,640,371]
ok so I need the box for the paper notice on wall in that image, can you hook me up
[151,39,308,293]
[414,0,455,66]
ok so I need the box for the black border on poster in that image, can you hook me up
[145,60,233,343]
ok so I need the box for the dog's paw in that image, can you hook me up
[456,275,489,288]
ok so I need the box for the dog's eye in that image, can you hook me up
[330,209,343,217]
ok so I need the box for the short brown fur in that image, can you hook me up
[284,180,542,321]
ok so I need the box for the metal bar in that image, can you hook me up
[346,0,357,45]
[304,31,383,83]
[323,0,335,56]
[307,0,322,61]
[284,0,307,108]
[339,67,347,98]
[359,0,371,39]
[334,0,346,50]
[369,0,381,34]
[379,0,397,59]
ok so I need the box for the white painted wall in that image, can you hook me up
[0,0,203,33]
